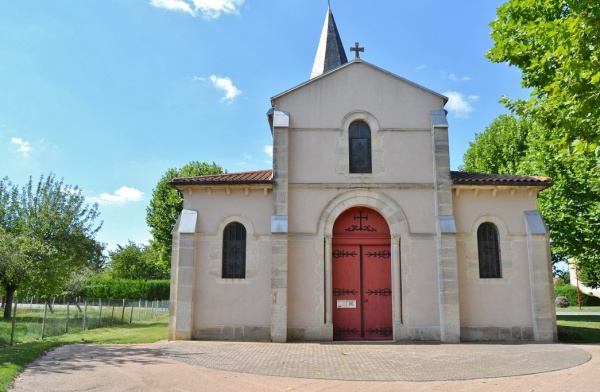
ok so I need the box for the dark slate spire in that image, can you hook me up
[310,6,348,79]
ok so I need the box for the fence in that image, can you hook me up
[1,297,169,346]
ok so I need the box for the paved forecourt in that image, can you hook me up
[162,340,591,381]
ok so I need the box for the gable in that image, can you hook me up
[271,61,447,130]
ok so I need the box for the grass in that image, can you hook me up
[555,306,600,312]
[0,314,168,392]
[556,314,600,343]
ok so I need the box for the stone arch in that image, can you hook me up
[336,111,385,176]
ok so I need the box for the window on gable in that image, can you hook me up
[349,121,372,173]
[477,222,502,279]
[222,222,246,279]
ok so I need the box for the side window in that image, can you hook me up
[222,222,246,279]
[477,222,502,279]
[349,121,372,173]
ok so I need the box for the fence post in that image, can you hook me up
[120,299,126,325]
[138,299,141,321]
[111,305,115,326]
[10,300,18,346]
[83,301,88,331]
[65,303,70,334]
[99,298,103,321]
[129,303,134,324]
[41,301,48,339]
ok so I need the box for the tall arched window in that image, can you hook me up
[477,222,501,279]
[349,121,372,173]
[222,222,246,279]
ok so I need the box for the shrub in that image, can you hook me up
[555,283,600,307]
[555,296,570,307]
[77,277,170,301]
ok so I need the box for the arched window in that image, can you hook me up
[349,121,372,173]
[222,222,246,279]
[477,222,502,279]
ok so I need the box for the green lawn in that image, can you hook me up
[556,306,600,312]
[557,314,600,343]
[0,314,168,392]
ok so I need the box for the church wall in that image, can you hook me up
[288,129,434,185]
[182,188,274,340]
[273,62,446,131]
[453,188,539,341]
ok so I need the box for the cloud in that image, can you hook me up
[443,91,478,118]
[449,73,470,82]
[11,137,32,156]
[264,145,273,158]
[89,186,145,206]
[150,0,244,19]
[209,75,242,103]
[415,64,427,72]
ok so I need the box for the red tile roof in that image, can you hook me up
[451,171,551,187]
[170,169,273,186]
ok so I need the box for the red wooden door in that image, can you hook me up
[332,207,392,341]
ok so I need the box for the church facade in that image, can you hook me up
[168,8,557,343]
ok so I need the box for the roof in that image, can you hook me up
[310,6,348,79]
[170,170,273,187]
[451,171,552,187]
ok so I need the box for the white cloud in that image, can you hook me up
[89,186,145,206]
[443,91,478,118]
[264,145,273,158]
[11,137,32,156]
[150,0,244,18]
[415,64,427,72]
[449,73,470,82]
[209,75,242,103]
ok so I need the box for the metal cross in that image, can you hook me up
[350,42,364,59]
[353,210,368,229]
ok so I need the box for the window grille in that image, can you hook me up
[477,222,502,279]
[222,222,246,279]
[349,121,372,173]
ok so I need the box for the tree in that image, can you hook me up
[461,115,600,288]
[487,0,600,149]
[0,174,102,318]
[107,241,165,280]
[146,161,224,272]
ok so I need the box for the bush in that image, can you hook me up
[77,277,170,301]
[555,283,600,307]
[555,296,570,307]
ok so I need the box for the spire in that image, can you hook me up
[310,6,348,79]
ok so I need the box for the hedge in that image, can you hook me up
[77,277,170,301]
[555,283,600,307]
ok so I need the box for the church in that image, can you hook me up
[168,7,557,343]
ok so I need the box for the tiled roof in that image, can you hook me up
[451,171,552,187]
[170,170,273,186]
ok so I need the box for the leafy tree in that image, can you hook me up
[107,241,165,280]
[487,0,600,149]
[146,161,224,272]
[459,115,530,174]
[0,174,102,318]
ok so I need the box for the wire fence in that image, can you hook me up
[1,297,169,346]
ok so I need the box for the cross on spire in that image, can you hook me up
[350,42,364,59]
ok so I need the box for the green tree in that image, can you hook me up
[459,114,530,174]
[0,174,103,318]
[487,0,600,149]
[146,161,224,272]
[107,241,165,280]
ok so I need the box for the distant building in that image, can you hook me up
[569,261,600,298]
[168,7,557,343]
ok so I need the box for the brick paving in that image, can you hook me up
[162,341,591,381]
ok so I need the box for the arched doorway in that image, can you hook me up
[332,207,392,340]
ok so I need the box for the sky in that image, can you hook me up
[0,0,528,252]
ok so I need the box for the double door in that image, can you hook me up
[332,243,392,340]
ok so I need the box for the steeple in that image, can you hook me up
[310,6,348,79]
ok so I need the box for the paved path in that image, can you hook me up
[9,342,599,392]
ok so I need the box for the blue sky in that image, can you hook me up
[0,0,527,251]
